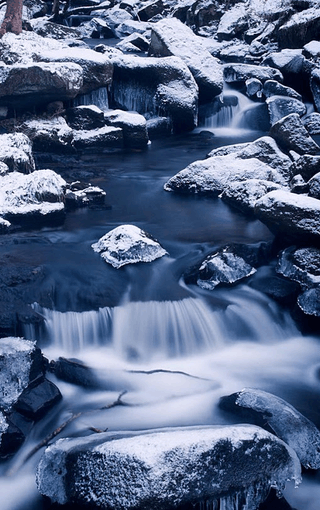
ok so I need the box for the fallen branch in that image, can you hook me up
[21,390,128,465]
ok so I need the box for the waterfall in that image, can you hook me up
[199,85,269,133]
[73,86,109,110]
[29,298,225,360]
[110,80,156,114]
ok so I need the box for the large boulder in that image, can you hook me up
[254,190,320,243]
[149,17,223,101]
[0,133,35,173]
[304,113,320,135]
[36,425,301,508]
[164,154,288,196]
[216,3,248,41]
[66,105,105,130]
[0,169,66,226]
[219,388,320,469]
[92,224,168,268]
[0,62,83,109]
[262,49,310,97]
[277,7,320,49]
[110,54,198,132]
[310,68,320,113]
[291,154,320,181]
[208,136,292,177]
[262,80,302,100]
[72,126,123,150]
[270,113,320,155]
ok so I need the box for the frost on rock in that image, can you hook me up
[255,190,320,241]
[0,133,35,173]
[220,179,282,213]
[196,247,256,290]
[0,337,36,411]
[164,154,287,196]
[92,224,168,268]
[277,246,320,290]
[36,424,301,509]
[221,388,320,469]
[21,116,74,152]
[0,169,66,219]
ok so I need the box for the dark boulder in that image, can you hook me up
[277,246,320,290]
[66,105,105,130]
[15,378,62,420]
[291,154,320,181]
[277,7,320,49]
[266,96,306,125]
[49,357,101,389]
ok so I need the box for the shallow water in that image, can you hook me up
[1,127,320,509]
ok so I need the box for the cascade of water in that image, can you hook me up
[73,86,109,110]
[199,85,266,132]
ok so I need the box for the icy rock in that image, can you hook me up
[262,80,302,100]
[149,17,223,101]
[262,49,309,95]
[220,388,320,469]
[291,154,320,181]
[0,133,35,173]
[0,61,83,109]
[137,0,164,21]
[217,3,248,41]
[36,425,301,508]
[0,31,70,65]
[208,136,292,177]
[110,54,198,132]
[255,190,320,242]
[220,179,282,214]
[104,109,149,149]
[304,113,320,135]
[0,337,37,412]
[0,216,10,233]
[164,154,287,196]
[72,126,123,150]
[277,7,320,49]
[15,378,62,420]
[298,287,320,317]
[190,245,257,290]
[92,224,168,268]
[308,172,320,199]
[0,411,8,446]
[277,246,320,290]
[223,63,283,86]
[65,183,106,209]
[270,113,320,155]
[20,116,74,153]
[246,78,262,98]
[0,169,66,223]
[146,116,172,139]
[266,96,306,125]
[113,19,150,39]
[219,40,251,63]
[249,272,300,305]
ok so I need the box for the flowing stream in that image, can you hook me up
[1,104,320,509]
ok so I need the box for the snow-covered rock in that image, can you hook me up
[220,179,282,214]
[165,144,289,197]
[72,126,123,150]
[146,116,172,139]
[277,7,320,49]
[92,224,168,268]
[208,136,292,177]
[0,61,83,109]
[223,63,283,85]
[270,113,320,155]
[29,18,82,40]
[220,387,320,469]
[66,105,105,131]
[0,337,37,411]
[0,169,66,223]
[308,172,320,199]
[149,18,223,101]
[303,40,320,60]
[266,95,306,125]
[304,113,320,135]
[65,183,106,208]
[104,109,149,148]
[36,425,301,508]
[217,3,248,41]
[255,190,320,242]
[110,54,198,132]
[277,246,320,290]
[291,154,320,181]
[20,116,74,152]
[298,287,320,317]
[0,133,35,173]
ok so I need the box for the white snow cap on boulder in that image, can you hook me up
[92,224,168,268]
